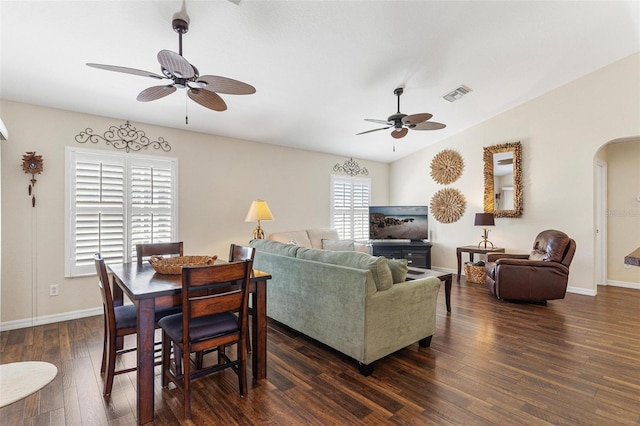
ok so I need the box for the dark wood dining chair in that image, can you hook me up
[159,260,253,420]
[94,253,181,397]
[229,244,255,352]
[95,253,138,397]
[136,241,184,265]
[194,244,256,369]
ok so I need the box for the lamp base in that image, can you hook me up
[477,239,495,249]
[477,228,495,249]
[252,226,265,240]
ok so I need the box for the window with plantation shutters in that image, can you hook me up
[330,175,371,241]
[66,148,178,277]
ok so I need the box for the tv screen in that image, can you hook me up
[369,206,429,241]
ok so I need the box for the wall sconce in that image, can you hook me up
[474,213,495,248]
[245,199,274,240]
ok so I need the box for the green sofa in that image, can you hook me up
[249,239,441,375]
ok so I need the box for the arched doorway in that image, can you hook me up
[594,137,640,290]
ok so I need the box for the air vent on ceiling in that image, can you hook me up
[443,85,472,103]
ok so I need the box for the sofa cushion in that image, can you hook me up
[268,231,313,248]
[250,239,300,257]
[388,258,409,283]
[307,228,340,249]
[322,238,355,251]
[296,247,393,291]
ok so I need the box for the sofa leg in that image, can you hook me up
[358,362,374,376]
[419,335,433,348]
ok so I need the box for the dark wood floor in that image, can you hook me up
[2,278,639,425]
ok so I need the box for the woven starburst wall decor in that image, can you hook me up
[430,188,466,224]
[430,149,464,185]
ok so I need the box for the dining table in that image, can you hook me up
[108,261,271,425]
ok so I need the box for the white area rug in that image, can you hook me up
[0,361,58,407]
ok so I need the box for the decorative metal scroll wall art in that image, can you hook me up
[22,152,44,207]
[430,149,464,185]
[333,157,369,176]
[75,121,171,153]
[430,187,466,224]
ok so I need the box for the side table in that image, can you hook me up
[456,245,505,283]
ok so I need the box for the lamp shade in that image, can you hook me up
[245,199,274,222]
[474,213,495,226]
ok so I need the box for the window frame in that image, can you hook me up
[65,147,179,277]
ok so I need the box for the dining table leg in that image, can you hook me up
[135,298,156,425]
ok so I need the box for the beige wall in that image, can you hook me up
[606,140,640,284]
[389,53,640,294]
[0,102,389,325]
[2,53,639,327]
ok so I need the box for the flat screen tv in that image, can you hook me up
[369,206,429,241]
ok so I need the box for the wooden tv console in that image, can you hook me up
[370,240,432,269]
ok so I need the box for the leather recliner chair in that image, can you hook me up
[485,229,576,302]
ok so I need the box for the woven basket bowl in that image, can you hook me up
[464,263,486,284]
[148,255,218,275]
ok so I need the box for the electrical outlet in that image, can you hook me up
[50,284,59,296]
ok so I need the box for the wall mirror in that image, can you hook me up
[483,141,523,218]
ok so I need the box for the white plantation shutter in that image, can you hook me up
[129,161,175,259]
[66,148,177,277]
[331,175,371,241]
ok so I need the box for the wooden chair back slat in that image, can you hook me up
[229,244,255,262]
[136,242,184,265]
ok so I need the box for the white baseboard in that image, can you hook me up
[0,307,102,331]
[605,280,640,290]
[567,286,597,296]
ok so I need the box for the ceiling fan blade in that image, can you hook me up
[137,85,177,102]
[364,118,392,125]
[196,75,256,95]
[157,50,194,79]
[402,113,433,126]
[412,121,446,130]
[188,88,227,111]
[86,63,165,80]
[356,126,391,136]
[391,128,409,139]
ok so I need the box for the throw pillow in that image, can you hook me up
[321,239,355,251]
[387,258,409,283]
[529,250,547,261]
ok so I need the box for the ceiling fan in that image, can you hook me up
[357,87,445,139]
[86,4,255,113]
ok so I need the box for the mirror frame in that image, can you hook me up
[483,141,523,218]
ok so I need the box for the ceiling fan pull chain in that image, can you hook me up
[185,92,189,124]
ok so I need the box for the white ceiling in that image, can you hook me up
[2,1,639,163]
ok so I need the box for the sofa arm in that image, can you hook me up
[363,277,441,364]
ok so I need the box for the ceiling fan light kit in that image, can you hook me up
[86,4,255,118]
[357,87,446,148]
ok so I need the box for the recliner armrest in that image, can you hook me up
[486,252,528,262]
[495,258,570,274]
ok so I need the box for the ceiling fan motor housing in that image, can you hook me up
[388,112,407,128]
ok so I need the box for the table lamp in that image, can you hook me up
[475,213,495,248]
[245,199,274,240]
